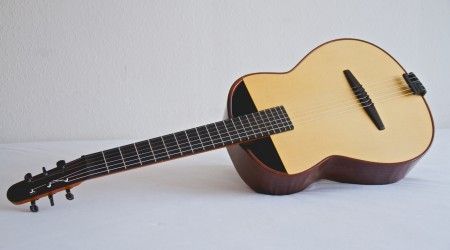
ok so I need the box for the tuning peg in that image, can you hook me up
[57,160,66,169]
[24,173,32,182]
[65,189,74,200]
[30,200,39,212]
[42,167,48,175]
[48,194,54,206]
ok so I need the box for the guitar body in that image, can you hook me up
[226,38,434,195]
[6,38,435,212]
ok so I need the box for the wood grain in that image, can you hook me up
[226,38,434,195]
[242,39,433,174]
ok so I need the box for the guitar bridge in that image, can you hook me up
[343,70,385,130]
[403,72,426,96]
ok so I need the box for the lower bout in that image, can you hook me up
[323,155,418,185]
[226,144,419,195]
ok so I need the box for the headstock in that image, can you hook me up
[7,159,82,212]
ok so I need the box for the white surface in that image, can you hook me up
[0,130,449,250]
[1,0,450,143]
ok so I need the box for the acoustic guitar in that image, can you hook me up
[7,38,434,212]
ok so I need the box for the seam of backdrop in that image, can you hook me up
[0,0,449,143]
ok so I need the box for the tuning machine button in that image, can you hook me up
[57,160,66,169]
[42,167,48,175]
[30,200,39,212]
[48,194,54,206]
[24,173,32,182]
[65,189,74,200]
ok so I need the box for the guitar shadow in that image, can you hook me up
[1,163,416,213]
[114,163,255,196]
[110,163,380,197]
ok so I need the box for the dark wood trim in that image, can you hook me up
[225,38,435,195]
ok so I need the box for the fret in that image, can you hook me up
[251,112,266,136]
[204,125,216,148]
[206,123,224,146]
[235,116,249,140]
[118,147,126,169]
[252,113,265,137]
[147,140,157,162]
[221,121,232,143]
[213,122,226,145]
[224,120,239,143]
[162,134,182,158]
[120,144,141,168]
[149,137,170,161]
[196,126,214,150]
[215,121,232,143]
[229,118,244,142]
[71,106,293,183]
[101,151,110,173]
[274,107,289,130]
[173,133,183,155]
[73,153,108,181]
[184,130,195,153]
[186,128,204,153]
[243,114,258,139]
[259,110,274,134]
[175,131,193,154]
[279,106,294,129]
[133,143,142,165]
[270,108,284,132]
[84,152,107,171]
[254,112,270,136]
[267,109,280,133]
[103,148,125,172]
[135,140,155,163]
[160,136,171,159]
[250,113,262,139]
[195,127,206,150]
[268,108,282,133]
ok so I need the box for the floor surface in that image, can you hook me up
[1,130,449,250]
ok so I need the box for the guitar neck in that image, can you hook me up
[63,106,293,183]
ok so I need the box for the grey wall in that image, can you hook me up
[1,0,449,143]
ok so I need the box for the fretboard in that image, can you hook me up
[64,106,293,182]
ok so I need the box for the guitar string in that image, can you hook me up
[45,89,417,189]
[291,91,415,125]
[290,84,410,117]
[63,110,288,178]
[262,76,406,114]
[293,74,401,90]
[31,88,416,191]
[60,113,288,180]
[289,88,414,122]
[74,110,285,166]
[36,88,417,192]
[272,76,407,116]
[30,86,421,192]
[291,88,414,122]
[39,78,411,177]
[245,87,414,126]
[29,109,290,190]
[65,135,291,183]
[31,118,291,190]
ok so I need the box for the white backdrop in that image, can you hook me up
[1,0,449,143]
